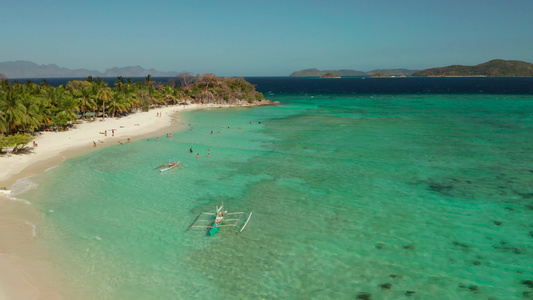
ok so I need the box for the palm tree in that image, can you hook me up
[23,95,50,132]
[97,87,112,119]
[115,76,124,92]
[75,87,97,119]
[54,92,79,127]
[0,112,7,134]
[0,86,28,134]
[107,92,127,117]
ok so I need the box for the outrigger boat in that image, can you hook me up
[154,161,186,172]
[186,201,253,236]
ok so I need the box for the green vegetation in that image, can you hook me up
[0,133,33,154]
[0,74,269,152]
[412,59,533,77]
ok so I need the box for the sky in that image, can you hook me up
[1,0,533,76]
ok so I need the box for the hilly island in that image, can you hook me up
[291,60,533,78]
[289,68,418,77]
[412,59,533,77]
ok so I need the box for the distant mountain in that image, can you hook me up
[412,59,533,77]
[290,68,419,77]
[0,60,179,78]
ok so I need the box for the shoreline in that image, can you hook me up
[0,102,270,300]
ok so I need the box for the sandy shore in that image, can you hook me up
[0,102,258,299]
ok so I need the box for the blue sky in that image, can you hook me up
[2,0,532,76]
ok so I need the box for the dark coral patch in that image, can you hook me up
[522,280,533,289]
[405,290,416,297]
[452,241,470,250]
[429,183,453,192]
[494,242,523,255]
[356,292,372,300]
[402,244,415,250]
[379,283,392,290]
[493,221,502,226]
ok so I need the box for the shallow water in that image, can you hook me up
[20,94,533,299]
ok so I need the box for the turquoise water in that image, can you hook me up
[22,94,533,299]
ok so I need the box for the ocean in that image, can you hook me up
[14,77,533,299]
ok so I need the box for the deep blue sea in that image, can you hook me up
[14,77,533,299]
[10,76,533,94]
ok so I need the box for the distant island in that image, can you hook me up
[412,59,533,77]
[0,61,180,78]
[290,68,419,77]
[320,72,341,78]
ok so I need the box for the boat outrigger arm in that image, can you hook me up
[186,201,253,235]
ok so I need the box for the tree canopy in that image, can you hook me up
[0,74,268,136]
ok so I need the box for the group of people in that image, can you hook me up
[190,147,211,159]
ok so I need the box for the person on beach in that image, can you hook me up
[112,130,114,137]
[105,130,107,136]
[127,138,131,143]
[93,141,96,147]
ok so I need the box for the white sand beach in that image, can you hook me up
[0,102,259,299]
[0,103,206,185]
